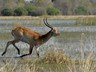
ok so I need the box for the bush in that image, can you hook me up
[46,7,60,15]
[26,6,37,16]
[14,7,28,16]
[32,7,46,16]
[1,8,13,16]
[74,6,88,15]
[26,6,46,16]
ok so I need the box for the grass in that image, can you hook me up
[0,15,95,20]
[0,48,95,72]
[75,17,96,26]
[0,16,96,72]
[0,15,96,26]
[0,32,96,72]
[0,31,96,72]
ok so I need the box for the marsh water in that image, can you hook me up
[0,19,96,59]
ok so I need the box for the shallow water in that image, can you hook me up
[0,19,96,59]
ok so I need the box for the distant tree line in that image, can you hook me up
[0,0,96,16]
[1,6,60,16]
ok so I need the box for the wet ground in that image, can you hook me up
[0,19,96,59]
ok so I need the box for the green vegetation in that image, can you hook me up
[46,7,60,15]
[0,0,96,16]
[74,6,88,15]
[1,8,13,16]
[0,6,60,16]
[14,7,28,16]
[31,7,46,16]
[26,5,37,16]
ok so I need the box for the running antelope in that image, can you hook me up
[2,18,60,58]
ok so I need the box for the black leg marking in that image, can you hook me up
[20,46,33,58]
[12,41,20,55]
[2,41,12,56]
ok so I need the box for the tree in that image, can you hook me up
[32,7,46,16]
[26,6,46,16]
[1,8,13,16]
[34,0,52,7]
[14,7,28,16]
[26,5,37,16]
[17,0,25,7]
[74,6,88,15]
[46,7,60,15]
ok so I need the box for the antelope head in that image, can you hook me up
[43,18,60,36]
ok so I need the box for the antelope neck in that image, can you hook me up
[39,30,53,43]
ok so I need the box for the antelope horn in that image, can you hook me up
[43,18,53,29]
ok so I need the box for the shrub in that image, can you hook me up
[26,6,46,16]
[26,6,37,16]
[74,6,88,15]
[1,8,13,16]
[46,7,60,15]
[32,7,46,16]
[43,49,70,64]
[14,7,28,16]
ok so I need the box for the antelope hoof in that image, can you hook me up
[1,52,6,56]
[14,54,22,58]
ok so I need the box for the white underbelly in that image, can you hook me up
[20,36,35,44]
[21,37,30,43]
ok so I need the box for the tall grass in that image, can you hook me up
[0,16,96,72]
[66,33,96,72]
[0,38,96,72]
[0,16,96,26]
[76,17,96,26]
[0,15,95,19]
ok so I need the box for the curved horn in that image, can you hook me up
[43,18,53,29]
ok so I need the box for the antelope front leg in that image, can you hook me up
[35,46,40,58]
[2,41,13,56]
[36,50,39,58]
[19,45,33,58]
[2,40,20,56]
[12,40,20,55]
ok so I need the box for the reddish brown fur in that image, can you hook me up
[13,26,41,39]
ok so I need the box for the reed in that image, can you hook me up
[0,47,95,72]
[0,16,96,26]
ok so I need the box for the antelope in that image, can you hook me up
[1,18,60,58]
